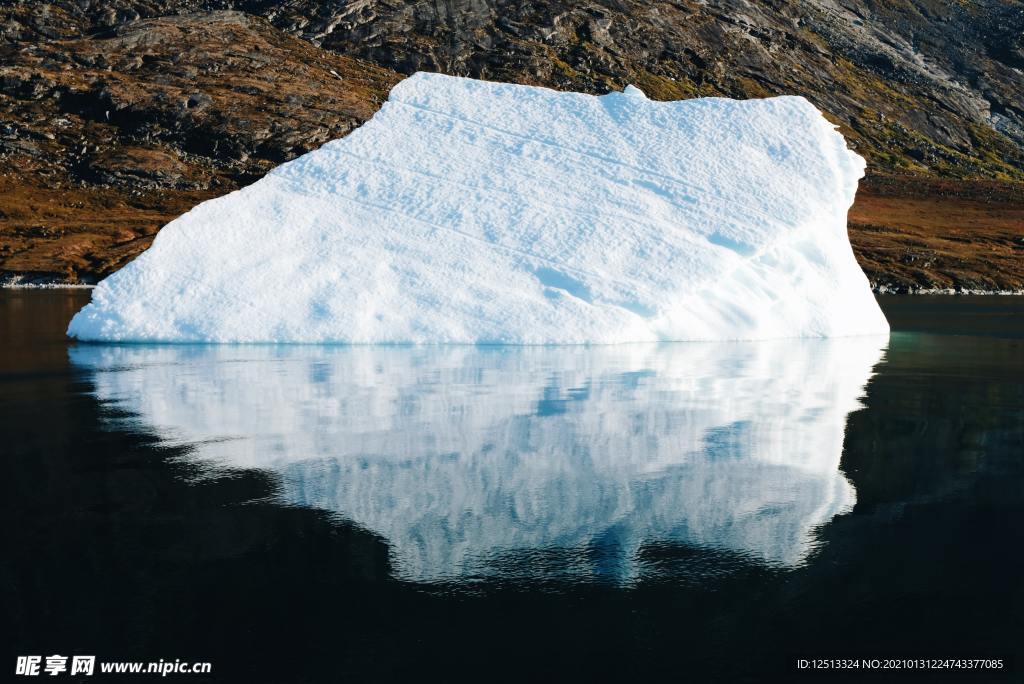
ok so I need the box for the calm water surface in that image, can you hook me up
[3,291,1022,681]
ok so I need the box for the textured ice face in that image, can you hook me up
[68,73,888,343]
[70,336,885,583]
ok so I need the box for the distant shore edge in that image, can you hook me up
[3,273,1021,296]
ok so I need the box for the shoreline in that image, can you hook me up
[871,286,1024,296]
[1,275,95,289]
[4,279,1021,296]
[1,283,96,289]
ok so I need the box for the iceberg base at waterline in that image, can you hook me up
[70,336,886,583]
[68,73,888,344]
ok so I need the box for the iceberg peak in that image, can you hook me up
[621,84,648,99]
[67,72,888,344]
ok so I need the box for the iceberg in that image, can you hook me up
[68,73,888,343]
[70,337,886,582]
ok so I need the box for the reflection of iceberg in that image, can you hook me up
[70,338,885,582]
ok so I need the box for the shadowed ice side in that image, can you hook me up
[70,337,886,583]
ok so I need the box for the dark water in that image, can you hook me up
[3,291,1022,682]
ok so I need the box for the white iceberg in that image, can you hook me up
[68,73,888,343]
[70,337,886,582]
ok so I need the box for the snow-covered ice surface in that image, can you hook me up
[70,337,885,583]
[68,73,888,343]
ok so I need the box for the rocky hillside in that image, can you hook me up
[2,1,1022,290]
[0,10,399,280]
